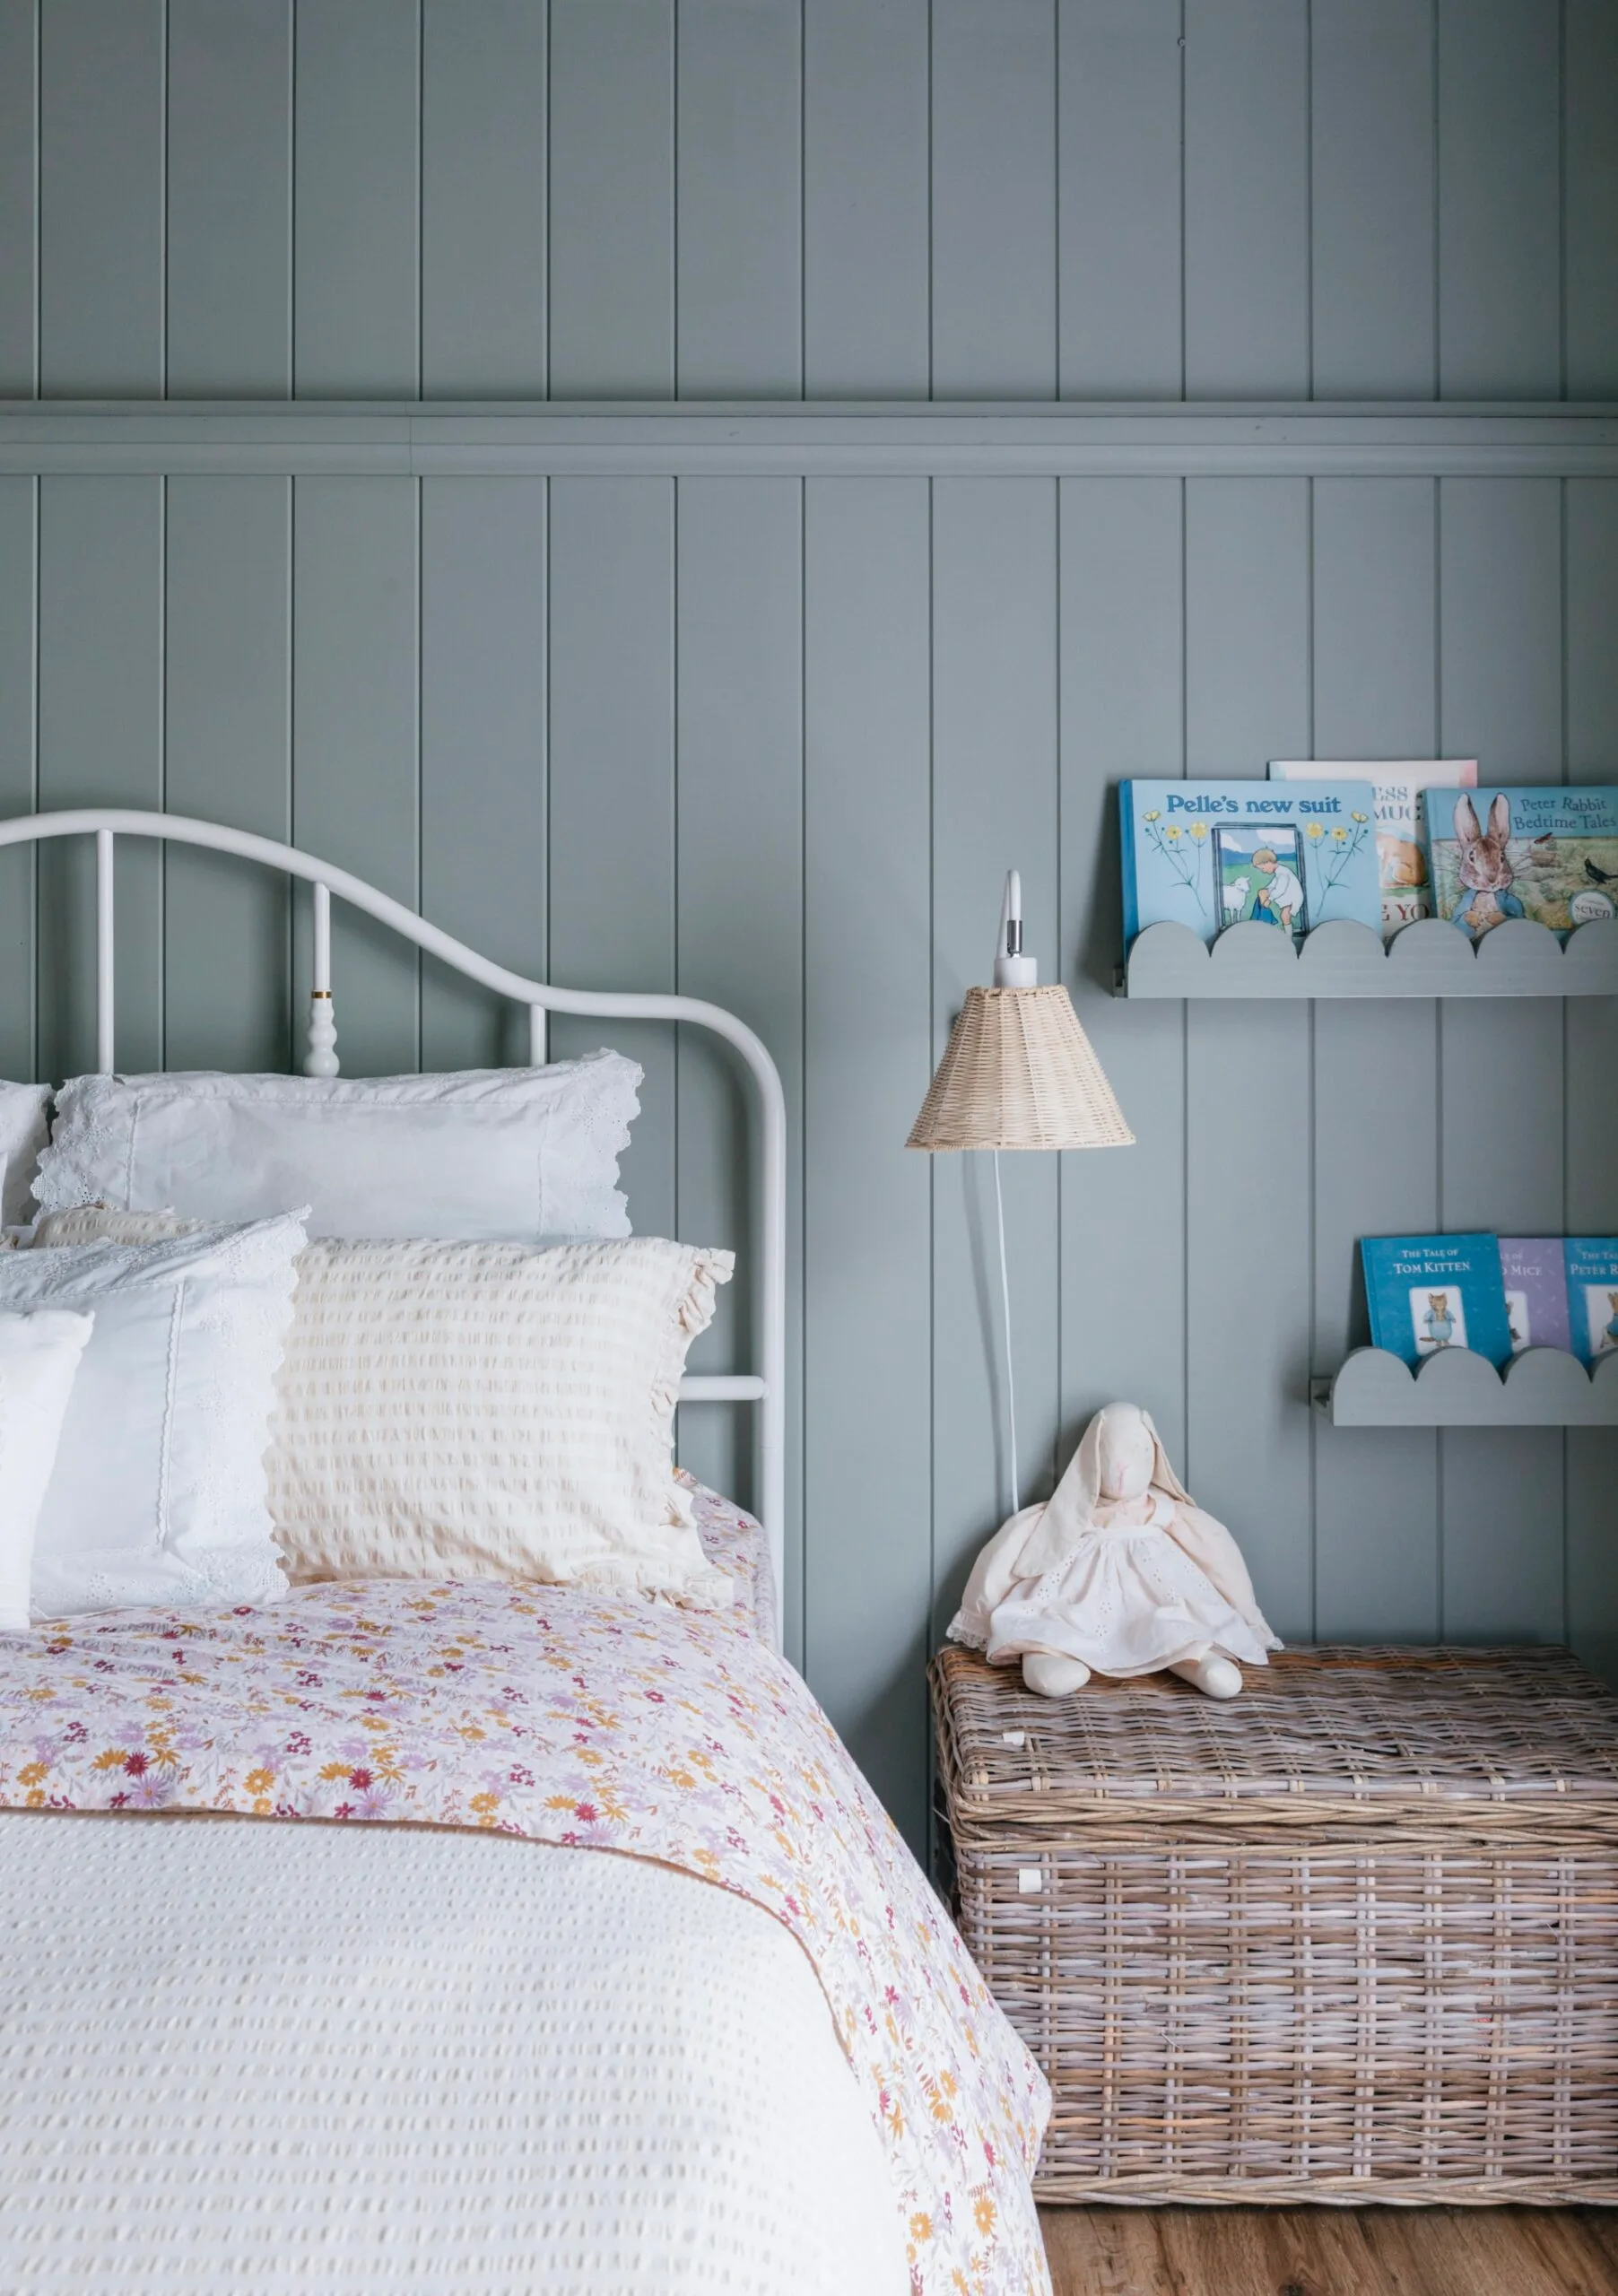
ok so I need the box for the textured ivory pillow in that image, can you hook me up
[36,1213,736,1605]
[4,1214,306,1620]
[0,1309,95,1631]
[33,1057,640,1240]
[265,1236,735,1603]
[0,1081,52,1228]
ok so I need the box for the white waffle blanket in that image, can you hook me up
[0,1812,911,2295]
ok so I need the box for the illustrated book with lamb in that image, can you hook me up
[1119,778,1381,952]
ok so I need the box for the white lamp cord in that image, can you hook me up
[993,1149,1019,1518]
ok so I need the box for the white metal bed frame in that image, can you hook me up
[0,808,788,1632]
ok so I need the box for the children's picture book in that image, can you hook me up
[1119,778,1381,951]
[1422,784,1618,940]
[1268,760,1477,938]
[1563,1238,1618,1368]
[1361,1233,1514,1371]
[1499,1237,1572,1355]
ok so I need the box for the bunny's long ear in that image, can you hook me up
[1455,794,1481,841]
[1488,792,1511,841]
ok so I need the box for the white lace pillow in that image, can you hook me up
[33,1056,640,1240]
[1,1214,306,1620]
[268,1236,735,1603]
[0,1310,95,1631]
[0,1080,51,1228]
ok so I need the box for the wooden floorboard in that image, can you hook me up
[1039,2206,1618,2296]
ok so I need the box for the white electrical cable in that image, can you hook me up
[993,1148,1019,1518]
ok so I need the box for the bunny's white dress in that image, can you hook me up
[950,1406,1279,1679]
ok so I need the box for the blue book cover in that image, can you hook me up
[1120,778,1381,952]
[1563,1238,1618,1368]
[1360,1233,1513,1371]
[1423,784,1618,941]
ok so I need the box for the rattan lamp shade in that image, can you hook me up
[907,985,1134,1152]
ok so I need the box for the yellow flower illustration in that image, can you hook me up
[1189,822,1208,841]
[1332,824,1347,840]
[1306,822,1324,839]
[1352,809,1369,822]
[1165,824,1181,842]
[1144,809,1161,822]
[974,2193,997,2235]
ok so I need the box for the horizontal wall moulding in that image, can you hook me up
[2,401,1618,479]
[1119,915,1618,998]
[1315,1345,1618,1427]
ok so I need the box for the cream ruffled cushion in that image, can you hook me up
[34,1210,734,1607]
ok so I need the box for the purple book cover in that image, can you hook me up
[1500,1238,1571,1355]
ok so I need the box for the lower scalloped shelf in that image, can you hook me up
[1314,1345,1618,1426]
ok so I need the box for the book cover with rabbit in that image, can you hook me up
[1424,784,1618,939]
[1119,778,1381,951]
[1564,1239,1618,1368]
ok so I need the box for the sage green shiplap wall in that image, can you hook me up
[2,0,1616,1854]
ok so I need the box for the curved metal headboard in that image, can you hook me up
[0,808,787,1643]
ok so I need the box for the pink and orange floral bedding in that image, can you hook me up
[0,1535,1050,2295]
[683,1470,777,1644]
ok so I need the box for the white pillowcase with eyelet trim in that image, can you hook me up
[0,1310,95,1631]
[32,1056,640,1241]
[1,1213,306,1621]
[0,1081,52,1229]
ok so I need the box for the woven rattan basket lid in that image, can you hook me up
[932,1645,1618,1831]
[907,986,1133,1152]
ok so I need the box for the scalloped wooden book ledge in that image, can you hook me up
[1119,914,1618,997]
[1314,1345,1618,1426]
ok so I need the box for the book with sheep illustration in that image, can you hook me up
[1119,778,1382,953]
[1422,784,1618,940]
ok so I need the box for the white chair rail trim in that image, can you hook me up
[0,807,788,1644]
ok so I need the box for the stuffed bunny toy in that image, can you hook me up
[950,1401,1279,1700]
[1450,792,1525,936]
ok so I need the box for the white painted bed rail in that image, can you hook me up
[0,808,788,1639]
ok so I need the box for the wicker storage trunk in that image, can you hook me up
[931,1644,1618,2205]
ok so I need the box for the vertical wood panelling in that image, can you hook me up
[1184,478,1313,1638]
[930,479,1060,1636]
[1310,478,1441,1639]
[674,479,804,1649]
[39,0,163,395]
[163,478,291,1072]
[0,481,34,1078]
[294,0,420,396]
[1183,0,1309,398]
[1437,0,1561,397]
[36,478,163,1079]
[676,1,801,396]
[930,0,1057,397]
[1438,477,1564,1641]
[804,475,932,1850]
[1057,478,1186,1459]
[803,0,929,396]
[548,0,674,397]
[1057,0,1182,398]
[291,478,418,1074]
[9,5,1616,1812]
[547,478,676,1237]
[166,0,292,396]
[1309,0,1436,398]
[0,0,37,396]
[420,0,547,396]
[418,477,547,1069]
[1565,480,1618,1684]
[1565,0,1618,399]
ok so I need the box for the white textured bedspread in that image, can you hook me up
[1,1812,911,2295]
